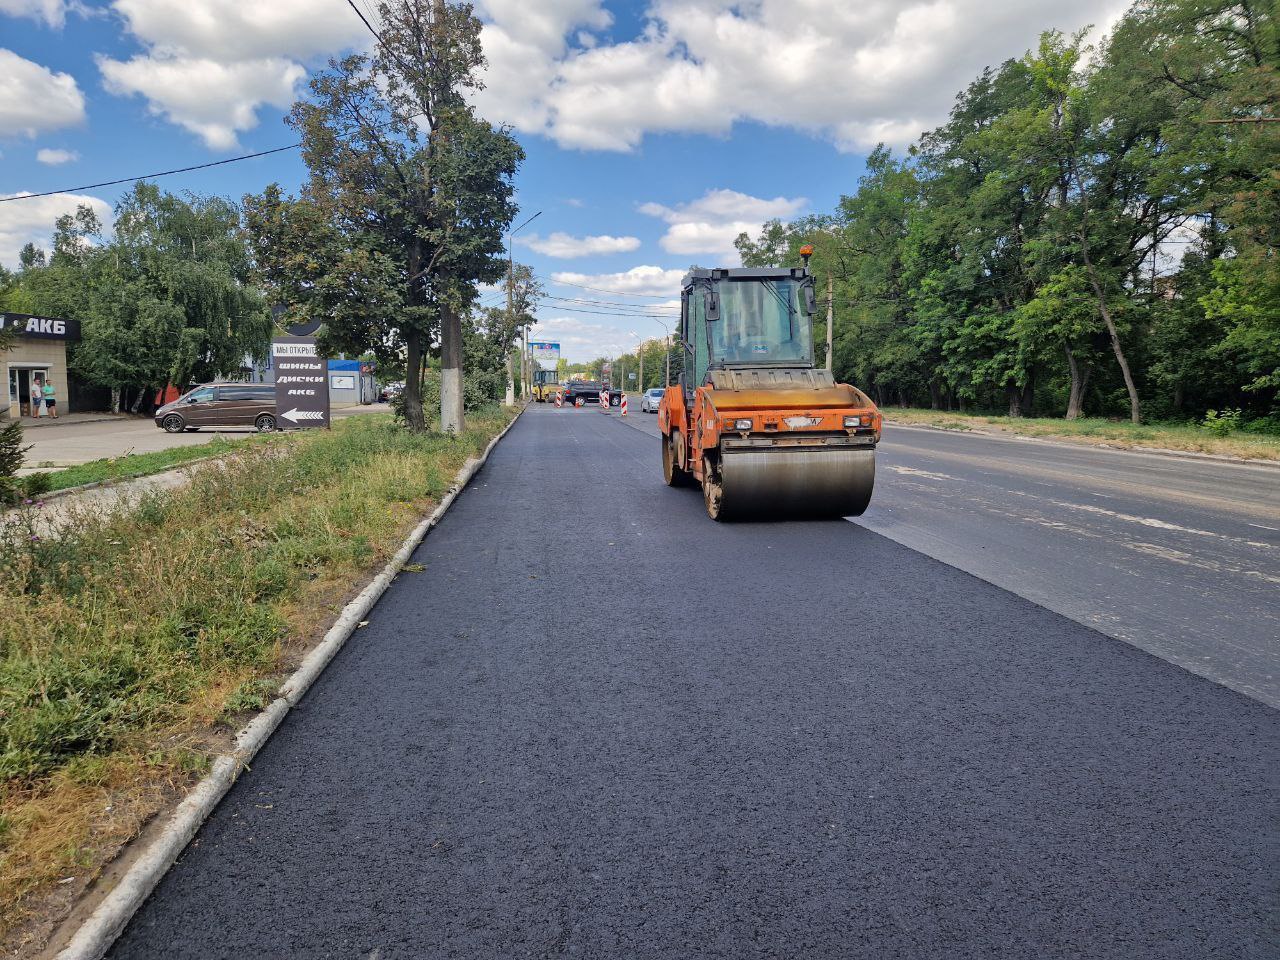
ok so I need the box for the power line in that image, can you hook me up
[540,276,675,300]
[0,144,301,203]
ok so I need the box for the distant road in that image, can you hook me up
[23,403,392,467]
[622,409,1280,706]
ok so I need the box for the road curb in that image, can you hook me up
[883,420,1280,468]
[54,406,526,960]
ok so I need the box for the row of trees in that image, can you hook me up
[2,0,530,433]
[735,0,1277,424]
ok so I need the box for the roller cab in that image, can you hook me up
[658,258,881,521]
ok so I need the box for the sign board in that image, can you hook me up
[628,372,636,381]
[529,341,560,371]
[330,374,356,390]
[601,362,612,383]
[0,312,81,341]
[272,336,329,429]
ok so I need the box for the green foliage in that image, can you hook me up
[1201,408,1243,436]
[0,421,28,505]
[735,0,1278,421]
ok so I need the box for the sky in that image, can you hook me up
[1,0,1127,362]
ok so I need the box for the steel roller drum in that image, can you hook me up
[715,447,875,519]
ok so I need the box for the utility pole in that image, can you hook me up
[506,211,541,403]
[825,272,834,373]
[639,340,644,393]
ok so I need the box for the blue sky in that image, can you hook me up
[0,0,1125,361]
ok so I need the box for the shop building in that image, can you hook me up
[1,312,81,418]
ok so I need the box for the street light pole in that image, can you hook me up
[648,317,672,386]
[507,211,541,401]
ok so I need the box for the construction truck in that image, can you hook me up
[531,369,562,403]
[658,247,881,521]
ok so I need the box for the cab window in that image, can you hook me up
[184,387,214,404]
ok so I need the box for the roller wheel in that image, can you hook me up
[662,431,691,487]
[702,456,726,521]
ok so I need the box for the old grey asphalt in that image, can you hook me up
[623,408,1280,707]
[110,404,1277,959]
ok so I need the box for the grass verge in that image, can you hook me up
[883,408,1280,461]
[0,408,515,952]
[25,435,260,496]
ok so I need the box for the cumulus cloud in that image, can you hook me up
[0,49,85,136]
[36,148,78,165]
[98,0,366,149]
[551,265,686,298]
[473,0,1127,152]
[518,231,641,258]
[99,55,304,150]
[639,189,807,259]
[0,191,111,268]
[0,0,67,27]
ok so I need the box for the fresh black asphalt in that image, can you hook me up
[110,405,1279,959]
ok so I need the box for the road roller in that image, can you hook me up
[657,249,881,521]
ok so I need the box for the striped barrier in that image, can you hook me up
[600,390,610,413]
[554,393,563,408]
[620,395,628,416]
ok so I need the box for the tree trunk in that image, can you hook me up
[440,300,464,434]
[403,328,427,433]
[1064,345,1090,420]
[1081,255,1141,423]
[928,381,942,410]
[1172,381,1183,412]
[1006,384,1023,418]
[130,389,145,414]
[1020,372,1035,418]
[110,387,121,414]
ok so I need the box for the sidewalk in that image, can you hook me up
[13,412,134,429]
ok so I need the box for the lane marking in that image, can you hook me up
[886,465,954,481]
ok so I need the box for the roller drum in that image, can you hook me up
[714,447,875,520]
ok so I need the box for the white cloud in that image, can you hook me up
[0,0,67,27]
[0,191,111,268]
[474,0,1127,153]
[518,231,641,258]
[0,49,85,136]
[639,189,806,259]
[36,148,78,165]
[98,0,366,149]
[99,55,304,150]
[551,265,686,298]
[529,315,642,362]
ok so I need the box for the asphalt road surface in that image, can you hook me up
[623,408,1280,708]
[23,404,391,467]
[111,404,1277,959]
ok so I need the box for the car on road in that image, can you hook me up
[640,388,664,413]
[155,383,278,433]
[562,380,606,406]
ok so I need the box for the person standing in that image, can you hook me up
[30,376,44,418]
[41,377,57,419]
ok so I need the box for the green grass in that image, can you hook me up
[25,435,260,496]
[883,407,1280,460]
[0,408,515,937]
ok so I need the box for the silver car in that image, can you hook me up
[640,388,665,413]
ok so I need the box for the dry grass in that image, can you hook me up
[883,408,1280,461]
[0,409,515,950]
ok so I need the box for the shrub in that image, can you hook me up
[22,471,52,498]
[0,420,28,505]
[1201,408,1243,437]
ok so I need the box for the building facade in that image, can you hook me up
[1,312,81,418]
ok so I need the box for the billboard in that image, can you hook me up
[529,341,560,371]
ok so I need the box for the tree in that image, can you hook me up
[258,0,522,434]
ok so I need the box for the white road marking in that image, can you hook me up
[886,465,954,481]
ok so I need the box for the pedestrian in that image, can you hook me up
[41,377,58,419]
[30,377,43,418]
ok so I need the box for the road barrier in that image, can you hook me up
[574,396,584,408]
[621,395,628,416]
[601,390,610,413]
[554,393,563,408]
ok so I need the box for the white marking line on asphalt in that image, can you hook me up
[1249,522,1279,531]
[1010,492,1277,550]
[886,465,954,481]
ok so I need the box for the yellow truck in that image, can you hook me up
[531,369,562,403]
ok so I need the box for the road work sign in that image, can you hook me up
[272,336,330,429]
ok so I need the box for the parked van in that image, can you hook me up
[154,383,277,433]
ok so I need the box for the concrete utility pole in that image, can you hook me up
[826,272,834,373]
[639,340,643,393]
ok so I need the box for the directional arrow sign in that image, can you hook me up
[272,336,330,429]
